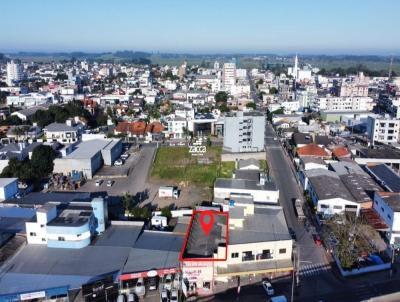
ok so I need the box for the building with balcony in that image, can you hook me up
[223,111,265,153]
[44,122,79,144]
[367,116,400,145]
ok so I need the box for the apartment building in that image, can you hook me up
[223,111,265,153]
[367,116,400,145]
[311,96,374,112]
[6,60,24,86]
[222,62,236,95]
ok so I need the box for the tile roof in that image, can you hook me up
[332,146,351,158]
[297,143,330,157]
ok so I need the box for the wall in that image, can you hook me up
[0,180,18,200]
[214,187,279,203]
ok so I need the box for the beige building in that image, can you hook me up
[180,198,293,297]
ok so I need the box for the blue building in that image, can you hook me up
[26,197,107,249]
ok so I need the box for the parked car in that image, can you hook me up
[135,278,146,296]
[95,179,103,187]
[160,289,168,302]
[170,289,178,302]
[127,293,136,302]
[117,294,126,302]
[114,159,124,166]
[262,281,274,296]
[107,180,114,187]
[164,274,173,290]
[148,276,158,291]
[121,153,129,160]
[313,234,322,246]
[288,227,297,241]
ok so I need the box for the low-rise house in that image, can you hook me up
[296,144,331,158]
[332,146,351,159]
[11,105,50,121]
[7,125,42,141]
[44,122,79,144]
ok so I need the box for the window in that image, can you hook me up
[381,207,385,213]
[58,236,65,241]
[320,204,329,209]
[231,252,239,258]
[279,248,286,254]
[29,232,36,236]
[333,206,342,210]
[77,234,81,237]
[388,214,392,220]
[42,238,46,242]
[203,282,211,289]
[40,224,45,228]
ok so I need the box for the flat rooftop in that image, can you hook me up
[66,139,120,159]
[215,178,277,191]
[182,212,227,259]
[229,206,291,245]
[94,223,144,247]
[123,231,184,273]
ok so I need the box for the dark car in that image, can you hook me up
[288,227,297,241]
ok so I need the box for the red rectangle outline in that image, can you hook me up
[179,210,229,262]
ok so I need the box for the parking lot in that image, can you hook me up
[77,144,157,197]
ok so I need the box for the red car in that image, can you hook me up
[313,234,322,246]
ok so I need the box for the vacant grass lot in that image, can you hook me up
[151,146,238,187]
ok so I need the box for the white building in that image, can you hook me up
[44,123,79,144]
[6,60,24,86]
[7,92,55,107]
[367,116,400,145]
[373,192,400,246]
[222,62,236,95]
[166,116,187,139]
[311,96,374,112]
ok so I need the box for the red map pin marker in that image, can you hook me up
[199,211,214,237]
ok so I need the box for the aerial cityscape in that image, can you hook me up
[1,1,400,302]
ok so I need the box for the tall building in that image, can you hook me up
[367,116,400,145]
[178,61,187,79]
[214,61,220,70]
[222,62,236,94]
[223,111,266,153]
[6,60,24,86]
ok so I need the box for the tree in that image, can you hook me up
[215,91,228,105]
[122,192,134,215]
[246,102,257,110]
[269,87,278,94]
[160,206,172,220]
[219,103,230,113]
[31,145,56,178]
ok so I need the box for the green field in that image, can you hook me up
[150,146,238,187]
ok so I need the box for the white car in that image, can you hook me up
[114,159,124,166]
[135,278,146,296]
[262,281,274,296]
[121,153,129,160]
[160,289,168,302]
[170,289,178,302]
[107,180,114,187]
[95,179,103,187]
[164,274,172,291]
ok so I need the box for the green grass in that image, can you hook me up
[151,146,236,187]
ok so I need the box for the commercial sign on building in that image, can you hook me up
[20,291,46,301]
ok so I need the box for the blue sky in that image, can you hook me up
[1,0,399,54]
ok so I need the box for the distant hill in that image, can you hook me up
[7,51,152,64]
